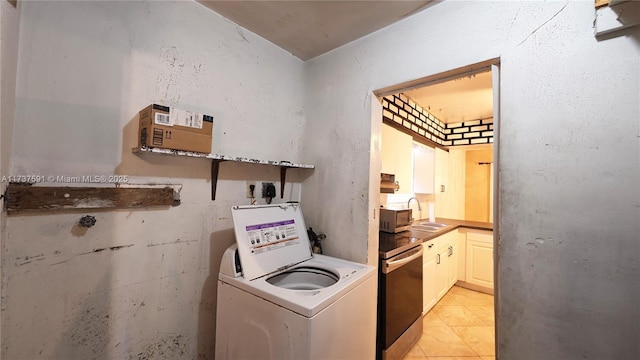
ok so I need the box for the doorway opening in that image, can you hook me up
[373,58,500,359]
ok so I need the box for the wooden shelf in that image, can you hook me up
[132,146,314,200]
[5,185,174,215]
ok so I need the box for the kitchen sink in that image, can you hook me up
[418,222,447,227]
[412,226,438,232]
[411,225,443,232]
[410,222,448,233]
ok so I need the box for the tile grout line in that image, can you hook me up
[428,288,495,358]
[424,301,482,358]
[413,287,495,360]
[448,324,482,358]
[455,292,495,357]
[460,302,494,327]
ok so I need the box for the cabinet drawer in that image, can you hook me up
[466,230,493,244]
[437,230,458,250]
[422,240,438,258]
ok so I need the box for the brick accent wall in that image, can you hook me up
[381,94,493,147]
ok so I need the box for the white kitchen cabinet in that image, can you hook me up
[381,123,413,193]
[435,246,450,299]
[433,148,467,221]
[437,230,461,297]
[465,230,494,289]
[422,240,438,314]
[413,143,435,194]
[434,147,448,194]
[457,232,466,282]
[423,229,461,313]
[447,241,458,288]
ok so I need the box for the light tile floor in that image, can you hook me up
[404,286,495,360]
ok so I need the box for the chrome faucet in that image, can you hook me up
[407,197,422,221]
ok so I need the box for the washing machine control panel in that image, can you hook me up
[245,219,300,255]
[232,204,313,281]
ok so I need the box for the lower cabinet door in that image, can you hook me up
[423,253,437,313]
[435,248,449,299]
[447,243,458,288]
[466,239,494,288]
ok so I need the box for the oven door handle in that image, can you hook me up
[383,246,423,274]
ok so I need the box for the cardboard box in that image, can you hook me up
[138,104,213,153]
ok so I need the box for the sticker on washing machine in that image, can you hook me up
[245,219,299,254]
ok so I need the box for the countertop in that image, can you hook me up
[378,218,493,259]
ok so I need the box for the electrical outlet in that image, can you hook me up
[262,182,276,198]
[246,181,256,198]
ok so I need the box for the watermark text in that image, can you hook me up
[1,175,129,184]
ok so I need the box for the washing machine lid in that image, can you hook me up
[231,204,313,281]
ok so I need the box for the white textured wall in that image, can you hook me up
[4,1,640,358]
[302,1,640,358]
[1,0,19,177]
[3,1,305,359]
[1,0,21,357]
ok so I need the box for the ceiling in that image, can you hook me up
[198,0,433,60]
[403,71,493,124]
[198,1,492,122]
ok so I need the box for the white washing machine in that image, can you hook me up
[215,204,377,360]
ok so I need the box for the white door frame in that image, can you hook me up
[372,58,501,356]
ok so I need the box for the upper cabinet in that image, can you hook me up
[434,148,449,194]
[413,143,435,194]
[434,148,471,221]
[381,123,413,194]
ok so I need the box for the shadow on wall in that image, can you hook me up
[115,115,212,179]
[198,228,235,359]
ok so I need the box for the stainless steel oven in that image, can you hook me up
[377,233,423,360]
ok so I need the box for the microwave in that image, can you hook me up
[379,208,412,233]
